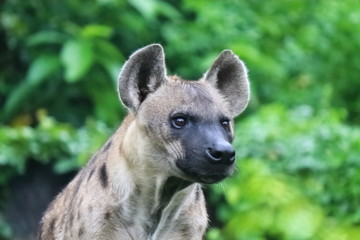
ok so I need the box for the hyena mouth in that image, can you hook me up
[198,174,228,184]
[176,161,233,184]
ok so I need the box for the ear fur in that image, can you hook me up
[118,44,166,112]
[204,50,250,117]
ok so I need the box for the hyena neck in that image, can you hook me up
[133,176,194,234]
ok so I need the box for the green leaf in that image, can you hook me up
[61,39,94,83]
[81,24,113,39]
[94,39,124,60]
[26,55,60,85]
[2,55,60,121]
[94,39,124,83]
[154,1,182,20]
[26,31,67,46]
[129,0,181,21]
[2,83,34,122]
[128,0,157,20]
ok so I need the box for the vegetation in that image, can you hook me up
[1,0,360,239]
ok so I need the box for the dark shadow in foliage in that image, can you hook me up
[4,162,76,240]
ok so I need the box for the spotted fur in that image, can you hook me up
[38,44,250,240]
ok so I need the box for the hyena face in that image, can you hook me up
[135,80,236,184]
[119,44,249,184]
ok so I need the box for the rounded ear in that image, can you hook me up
[204,50,250,117]
[118,44,166,112]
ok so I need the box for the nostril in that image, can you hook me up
[229,151,236,163]
[206,145,236,165]
[207,148,222,161]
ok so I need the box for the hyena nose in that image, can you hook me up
[206,142,235,165]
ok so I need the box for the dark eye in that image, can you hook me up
[221,119,231,130]
[171,115,188,129]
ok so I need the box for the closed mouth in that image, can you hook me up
[178,166,229,184]
[176,160,232,184]
[198,174,228,184]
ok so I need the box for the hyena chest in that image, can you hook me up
[123,184,206,240]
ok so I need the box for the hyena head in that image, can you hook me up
[118,44,249,184]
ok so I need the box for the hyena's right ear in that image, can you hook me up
[204,50,250,117]
[118,44,166,112]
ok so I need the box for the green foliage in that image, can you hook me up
[0,111,112,179]
[208,105,360,239]
[1,0,360,239]
[161,0,360,121]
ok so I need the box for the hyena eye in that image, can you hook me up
[171,115,188,129]
[221,119,231,131]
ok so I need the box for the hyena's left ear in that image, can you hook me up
[118,44,166,112]
[204,50,250,117]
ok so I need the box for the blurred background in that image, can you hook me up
[1,0,360,239]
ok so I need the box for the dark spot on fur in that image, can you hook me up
[179,224,191,238]
[77,211,81,220]
[99,163,108,188]
[104,212,111,220]
[36,221,44,240]
[88,154,97,165]
[144,222,152,235]
[195,184,201,201]
[49,218,56,236]
[65,175,83,226]
[88,169,94,181]
[198,225,205,233]
[103,140,112,152]
[72,175,82,199]
[69,213,74,227]
[78,226,84,237]
[134,185,141,195]
[88,205,93,213]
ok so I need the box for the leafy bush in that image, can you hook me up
[162,0,360,122]
[2,0,360,123]
[208,105,360,239]
[0,110,112,178]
